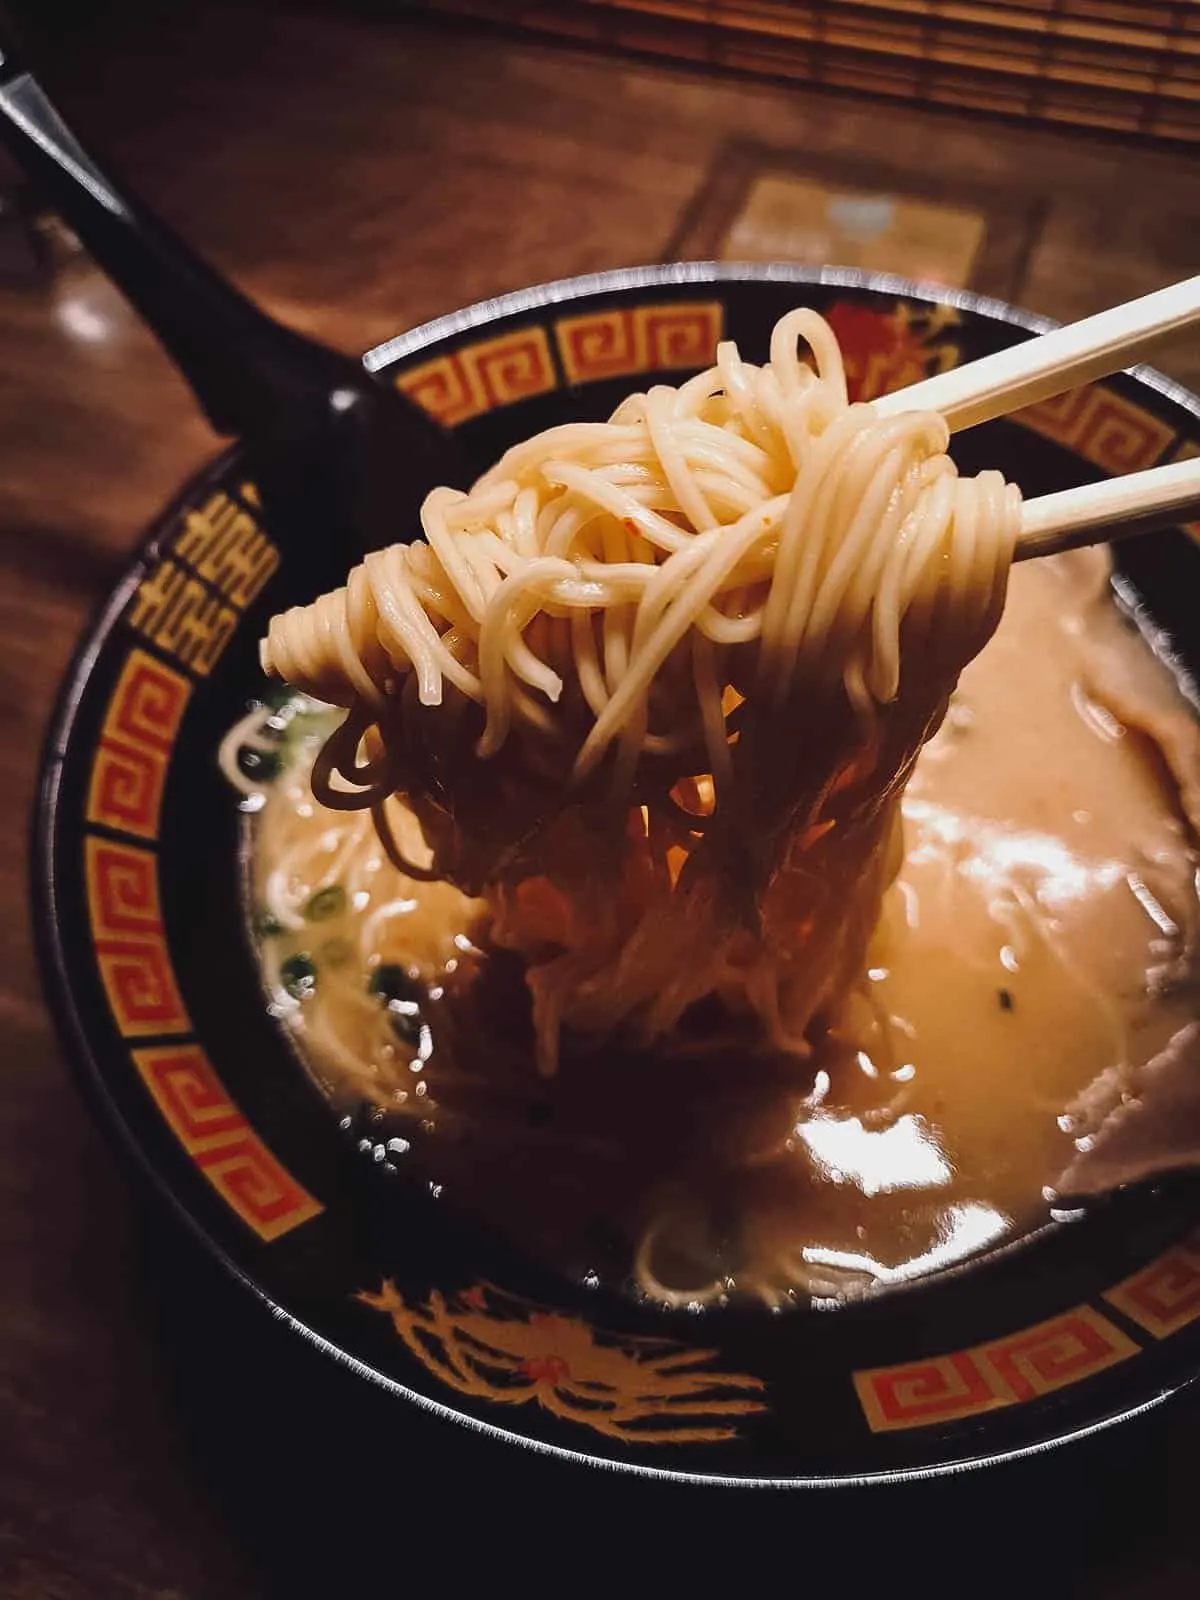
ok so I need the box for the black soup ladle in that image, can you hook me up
[0,40,469,563]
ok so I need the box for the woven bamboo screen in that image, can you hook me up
[403,1,1200,145]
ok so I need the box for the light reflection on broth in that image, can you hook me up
[245,549,1200,1308]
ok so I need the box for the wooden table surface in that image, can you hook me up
[2,7,1199,1594]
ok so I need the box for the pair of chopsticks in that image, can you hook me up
[872,275,1200,563]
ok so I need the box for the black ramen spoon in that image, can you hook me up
[0,38,468,560]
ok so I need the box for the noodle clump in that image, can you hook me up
[262,308,1021,1072]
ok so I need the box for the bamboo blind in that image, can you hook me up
[403,1,1200,144]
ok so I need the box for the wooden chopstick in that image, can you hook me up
[873,275,1200,434]
[1015,456,1200,563]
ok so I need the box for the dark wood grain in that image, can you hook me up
[2,8,1199,1595]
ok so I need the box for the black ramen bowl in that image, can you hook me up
[33,265,1200,1488]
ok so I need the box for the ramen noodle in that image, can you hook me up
[239,310,1200,1307]
[261,310,1018,1074]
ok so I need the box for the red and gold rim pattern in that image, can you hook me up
[79,485,322,1243]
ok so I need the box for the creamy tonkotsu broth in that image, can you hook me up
[246,549,1200,1307]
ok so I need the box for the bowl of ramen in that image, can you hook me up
[34,264,1200,1486]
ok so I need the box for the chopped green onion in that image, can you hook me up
[368,963,421,1005]
[368,963,424,1049]
[281,952,317,999]
[237,745,282,783]
[305,885,347,922]
[260,683,297,712]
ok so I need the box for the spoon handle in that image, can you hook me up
[0,36,466,556]
[0,44,336,437]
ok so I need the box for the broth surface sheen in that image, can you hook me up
[247,550,1200,1308]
